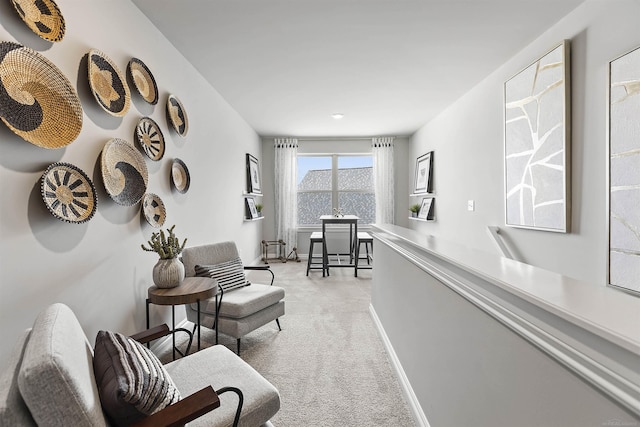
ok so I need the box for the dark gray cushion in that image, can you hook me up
[93,330,181,426]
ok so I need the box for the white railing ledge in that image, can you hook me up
[372,223,640,356]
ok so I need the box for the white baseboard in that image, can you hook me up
[369,304,430,427]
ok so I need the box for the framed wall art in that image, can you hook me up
[246,153,262,194]
[608,45,640,294]
[418,197,434,220]
[413,151,433,194]
[504,40,571,233]
[245,197,259,219]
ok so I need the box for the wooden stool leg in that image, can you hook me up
[366,242,371,265]
[306,239,313,276]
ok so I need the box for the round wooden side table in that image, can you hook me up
[146,276,217,360]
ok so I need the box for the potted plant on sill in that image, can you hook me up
[409,204,420,218]
[141,225,187,288]
[255,203,263,218]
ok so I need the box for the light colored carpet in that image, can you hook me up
[161,260,417,426]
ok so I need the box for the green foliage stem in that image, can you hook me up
[141,225,187,259]
[409,204,421,213]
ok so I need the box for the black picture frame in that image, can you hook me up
[414,151,433,194]
[245,197,258,219]
[246,153,262,194]
[418,197,434,220]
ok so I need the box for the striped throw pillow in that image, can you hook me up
[195,257,248,292]
[93,330,181,426]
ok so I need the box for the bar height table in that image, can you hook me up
[320,214,359,277]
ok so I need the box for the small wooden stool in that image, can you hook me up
[306,232,326,276]
[354,232,373,276]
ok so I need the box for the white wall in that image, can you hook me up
[0,0,263,366]
[261,137,410,253]
[409,0,640,284]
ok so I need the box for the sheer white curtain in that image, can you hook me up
[372,137,395,224]
[274,138,299,251]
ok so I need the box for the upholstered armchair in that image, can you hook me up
[0,303,280,426]
[181,241,285,354]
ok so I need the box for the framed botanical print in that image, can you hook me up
[246,153,262,194]
[414,151,433,194]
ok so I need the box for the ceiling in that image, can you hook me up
[131,0,585,138]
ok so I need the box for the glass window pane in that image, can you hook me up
[298,156,332,191]
[339,192,375,224]
[337,156,373,191]
[298,192,332,225]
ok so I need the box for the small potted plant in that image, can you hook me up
[141,225,188,288]
[409,204,420,218]
[255,203,263,217]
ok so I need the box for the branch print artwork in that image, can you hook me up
[504,41,570,232]
[609,46,640,293]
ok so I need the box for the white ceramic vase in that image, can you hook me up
[152,257,185,288]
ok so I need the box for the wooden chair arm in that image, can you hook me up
[131,386,220,427]
[244,265,275,286]
[129,324,171,344]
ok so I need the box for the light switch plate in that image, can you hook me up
[467,200,475,211]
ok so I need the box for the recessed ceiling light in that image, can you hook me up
[331,113,344,119]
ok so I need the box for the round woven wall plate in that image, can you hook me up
[135,117,165,161]
[11,0,66,42]
[127,58,158,105]
[167,95,189,137]
[171,158,190,193]
[0,42,82,148]
[142,193,166,228]
[101,138,148,206]
[88,49,130,117]
[41,162,97,224]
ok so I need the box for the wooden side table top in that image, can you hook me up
[148,276,217,305]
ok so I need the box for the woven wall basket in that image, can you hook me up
[135,117,165,161]
[0,42,82,148]
[40,162,97,224]
[128,58,158,105]
[142,193,166,228]
[11,0,66,42]
[167,94,189,137]
[88,49,131,117]
[171,158,190,194]
[101,138,148,206]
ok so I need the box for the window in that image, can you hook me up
[297,155,374,225]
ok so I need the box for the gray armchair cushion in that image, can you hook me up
[93,330,181,426]
[0,329,36,426]
[165,345,280,427]
[17,303,108,427]
[182,241,240,278]
[192,284,285,319]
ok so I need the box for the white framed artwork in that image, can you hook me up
[608,45,640,294]
[504,40,571,233]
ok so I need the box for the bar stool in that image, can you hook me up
[354,232,373,276]
[306,232,326,276]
